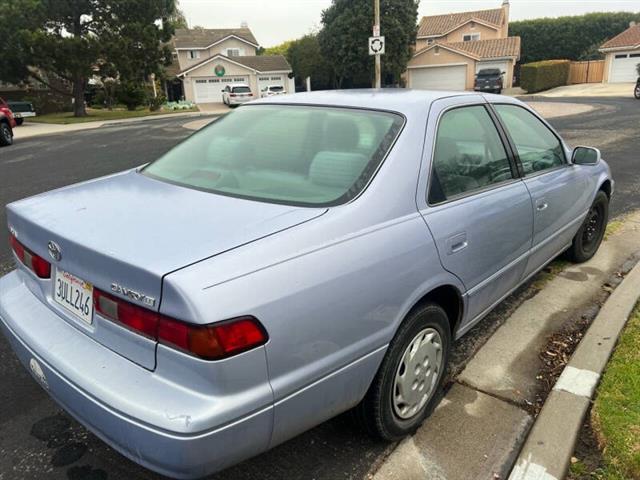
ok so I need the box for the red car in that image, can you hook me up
[0,97,17,146]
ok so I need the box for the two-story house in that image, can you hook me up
[168,27,294,104]
[406,0,521,91]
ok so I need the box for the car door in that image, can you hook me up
[418,97,534,328]
[492,103,592,278]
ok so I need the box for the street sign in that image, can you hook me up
[369,36,385,56]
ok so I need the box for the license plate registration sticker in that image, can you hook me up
[54,269,94,325]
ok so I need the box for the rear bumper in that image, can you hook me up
[0,271,273,479]
[228,97,252,105]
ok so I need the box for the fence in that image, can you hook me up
[568,60,604,84]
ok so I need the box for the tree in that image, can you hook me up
[0,0,178,117]
[288,34,333,90]
[510,12,640,64]
[318,0,418,88]
[263,40,295,57]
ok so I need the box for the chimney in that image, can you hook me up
[502,0,510,37]
[240,20,248,28]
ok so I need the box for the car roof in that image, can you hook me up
[230,84,250,88]
[252,88,483,115]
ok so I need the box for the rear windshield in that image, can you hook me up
[142,105,404,206]
[232,86,251,93]
[477,69,501,76]
[270,86,284,91]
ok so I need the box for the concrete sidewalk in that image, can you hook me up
[12,110,217,140]
[524,82,636,98]
[374,212,640,480]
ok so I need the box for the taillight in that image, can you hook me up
[94,289,158,338]
[93,288,267,360]
[230,93,237,97]
[9,233,51,279]
[158,316,268,360]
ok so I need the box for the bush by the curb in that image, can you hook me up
[521,60,570,93]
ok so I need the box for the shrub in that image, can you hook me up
[117,82,147,111]
[148,94,166,112]
[520,60,570,93]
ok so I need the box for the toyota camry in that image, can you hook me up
[0,90,612,478]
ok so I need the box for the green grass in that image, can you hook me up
[591,305,640,479]
[532,258,571,290]
[27,106,198,124]
[604,220,624,241]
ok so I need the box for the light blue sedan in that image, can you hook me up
[0,90,612,478]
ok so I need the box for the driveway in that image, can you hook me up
[527,82,636,98]
[0,97,638,479]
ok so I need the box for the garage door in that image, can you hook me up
[610,52,640,83]
[258,75,286,93]
[194,76,250,103]
[410,65,467,91]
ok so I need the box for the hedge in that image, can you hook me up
[520,60,570,93]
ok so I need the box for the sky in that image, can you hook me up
[178,0,640,47]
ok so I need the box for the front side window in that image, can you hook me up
[429,105,514,204]
[494,104,565,175]
[143,105,404,206]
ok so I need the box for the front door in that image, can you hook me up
[492,104,591,277]
[419,98,533,328]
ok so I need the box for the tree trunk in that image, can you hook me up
[72,77,87,117]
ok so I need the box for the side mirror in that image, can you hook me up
[572,146,601,165]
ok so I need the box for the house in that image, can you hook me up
[406,0,521,91]
[599,22,640,83]
[167,27,294,104]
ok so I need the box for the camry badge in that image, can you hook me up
[47,241,62,262]
[111,283,156,307]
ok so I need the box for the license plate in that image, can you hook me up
[54,269,94,325]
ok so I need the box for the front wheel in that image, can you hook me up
[634,83,640,99]
[568,191,608,263]
[0,122,13,146]
[354,303,450,440]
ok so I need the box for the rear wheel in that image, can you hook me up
[568,191,608,263]
[0,122,13,146]
[635,83,640,99]
[354,303,450,440]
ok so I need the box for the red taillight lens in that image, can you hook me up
[230,93,237,97]
[93,287,267,360]
[158,316,268,360]
[94,289,158,338]
[9,233,51,279]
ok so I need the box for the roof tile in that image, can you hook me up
[415,37,521,60]
[173,28,259,49]
[418,8,504,37]
[177,55,291,76]
[600,24,640,50]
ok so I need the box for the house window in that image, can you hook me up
[270,76,281,81]
[615,54,629,59]
[630,53,640,58]
[470,21,476,29]
[227,48,241,57]
[188,50,200,59]
[233,77,245,82]
[463,33,481,42]
[259,76,270,81]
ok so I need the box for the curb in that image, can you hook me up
[509,258,640,480]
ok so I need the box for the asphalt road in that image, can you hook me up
[0,97,638,480]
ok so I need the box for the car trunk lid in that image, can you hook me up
[6,169,326,369]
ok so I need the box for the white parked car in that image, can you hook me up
[260,85,286,98]
[222,84,254,106]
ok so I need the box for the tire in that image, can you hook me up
[354,303,451,440]
[0,122,13,146]
[567,191,608,263]
[635,84,640,100]
[15,118,24,126]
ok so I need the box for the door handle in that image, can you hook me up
[446,233,468,255]
[536,202,548,212]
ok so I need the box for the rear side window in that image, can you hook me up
[429,105,514,204]
[494,104,565,175]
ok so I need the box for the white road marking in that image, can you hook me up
[553,366,600,398]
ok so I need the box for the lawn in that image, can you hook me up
[27,106,199,125]
[588,305,640,479]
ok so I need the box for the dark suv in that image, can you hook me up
[474,68,504,94]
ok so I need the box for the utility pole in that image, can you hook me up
[374,0,381,88]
